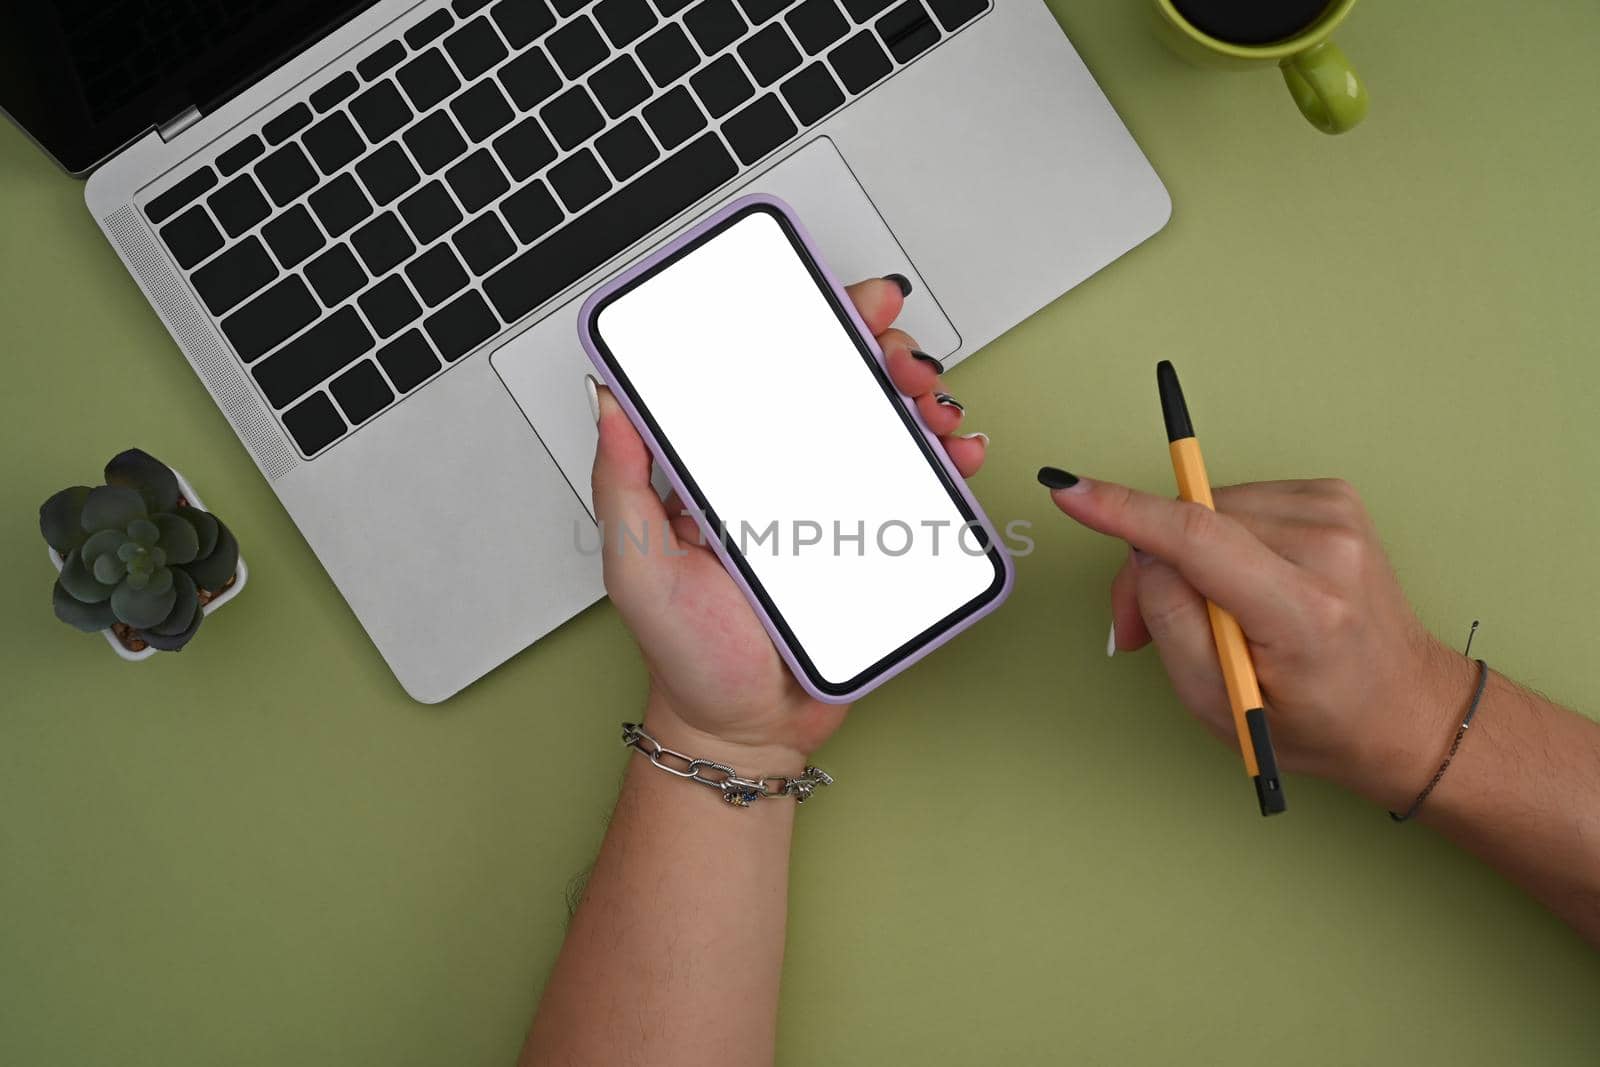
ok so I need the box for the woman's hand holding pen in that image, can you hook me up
[1044,471,1600,941]
[1040,473,1477,812]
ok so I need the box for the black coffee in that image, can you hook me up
[1171,0,1333,45]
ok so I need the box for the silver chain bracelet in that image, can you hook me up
[621,722,833,808]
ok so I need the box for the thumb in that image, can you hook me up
[590,380,673,564]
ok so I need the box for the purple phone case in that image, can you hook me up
[577,194,1015,704]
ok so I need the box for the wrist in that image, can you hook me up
[1330,636,1479,811]
[642,691,809,777]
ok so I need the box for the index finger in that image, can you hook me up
[1043,473,1308,640]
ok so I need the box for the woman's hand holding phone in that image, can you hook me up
[590,277,983,771]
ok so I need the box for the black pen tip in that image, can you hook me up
[1157,360,1194,442]
[1254,776,1288,816]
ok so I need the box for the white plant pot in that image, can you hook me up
[46,468,248,661]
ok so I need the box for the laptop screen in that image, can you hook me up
[1,0,378,175]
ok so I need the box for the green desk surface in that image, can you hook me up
[4,2,1598,1063]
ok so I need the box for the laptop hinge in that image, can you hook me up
[157,106,203,143]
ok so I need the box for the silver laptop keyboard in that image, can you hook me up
[142,0,991,457]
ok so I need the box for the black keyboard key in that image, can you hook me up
[263,103,312,145]
[406,244,470,306]
[282,392,346,454]
[404,110,469,173]
[542,86,604,149]
[254,307,375,407]
[637,24,698,87]
[355,143,421,205]
[208,176,270,238]
[425,290,499,361]
[359,275,423,338]
[358,41,407,80]
[398,49,461,111]
[222,276,320,362]
[596,0,657,46]
[216,136,265,177]
[260,207,326,275]
[492,0,556,47]
[876,0,937,62]
[686,0,746,53]
[552,0,592,12]
[446,149,510,212]
[455,0,494,12]
[842,0,891,16]
[256,143,318,206]
[779,61,843,124]
[311,72,360,112]
[405,9,454,49]
[643,86,706,148]
[500,47,562,109]
[740,23,802,85]
[191,237,278,315]
[550,149,612,212]
[655,0,696,12]
[352,212,417,274]
[378,330,442,392]
[263,204,327,268]
[493,117,558,179]
[399,181,464,244]
[926,0,984,31]
[485,133,736,321]
[549,17,609,79]
[453,212,517,273]
[723,93,796,164]
[147,167,217,224]
[590,55,651,118]
[330,360,395,425]
[303,112,366,175]
[596,117,659,180]
[451,80,515,140]
[446,17,510,79]
[828,30,890,93]
[351,81,414,142]
[306,244,367,306]
[310,174,373,237]
[737,0,796,21]
[160,206,224,269]
[691,55,753,117]
[787,0,848,53]
[502,180,563,242]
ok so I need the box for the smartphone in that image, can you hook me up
[579,196,1013,703]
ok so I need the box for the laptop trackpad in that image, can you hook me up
[490,136,959,514]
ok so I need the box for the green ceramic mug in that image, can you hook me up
[1152,0,1368,134]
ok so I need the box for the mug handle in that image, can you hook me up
[1281,41,1368,134]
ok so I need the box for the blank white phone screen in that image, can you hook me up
[593,209,1001,688]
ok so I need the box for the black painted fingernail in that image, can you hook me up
[1037,467,1079,490]
[884,272,913,297]
[910,349,945,374]
[933,392,963,413]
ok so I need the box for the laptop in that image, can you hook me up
[3,0,1169,702]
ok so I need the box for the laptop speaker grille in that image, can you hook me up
[102,204,297,481]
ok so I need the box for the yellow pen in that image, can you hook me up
[1158,360,1287,816]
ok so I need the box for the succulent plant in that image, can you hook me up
[40,450,239,653]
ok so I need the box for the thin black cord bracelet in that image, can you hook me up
[1389,657,1490,823]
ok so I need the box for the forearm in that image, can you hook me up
[520,701,802,1066]
[1344,658,1600,944]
